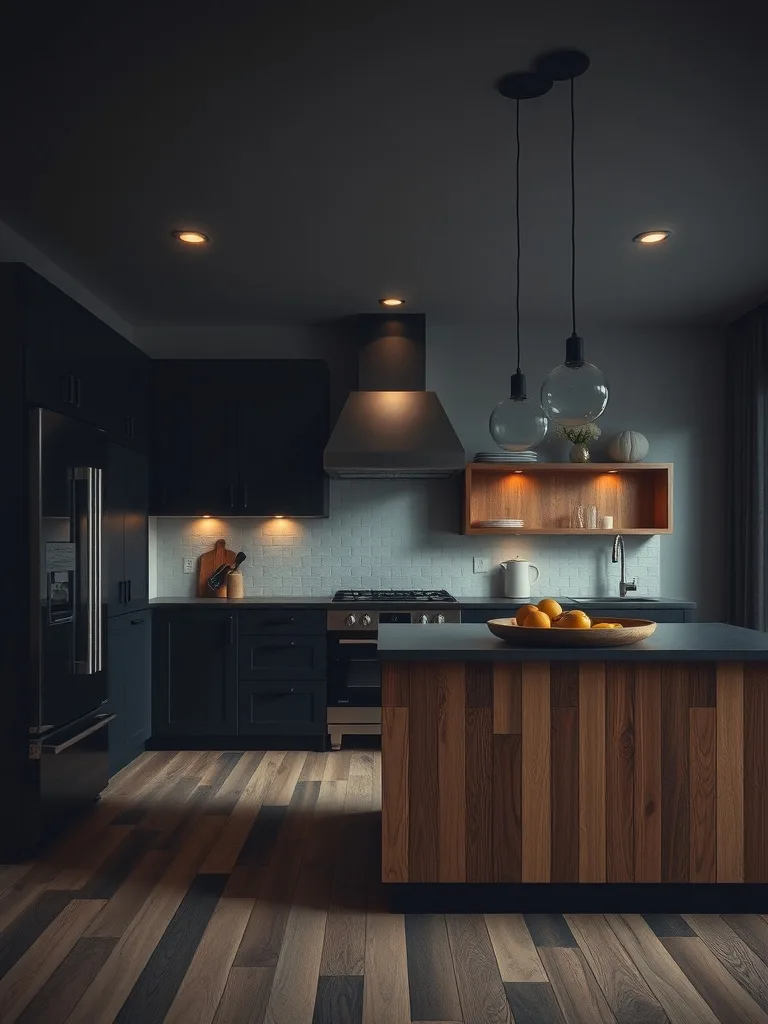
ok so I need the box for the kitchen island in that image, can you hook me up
[379,622,768,910]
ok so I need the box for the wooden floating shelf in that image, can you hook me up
[463,462,673,536]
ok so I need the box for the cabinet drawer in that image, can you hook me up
[238,634,326,680]
[238,609,325,635]
[238,681,325,735]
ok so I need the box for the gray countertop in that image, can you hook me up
[149,595,694,610]
[376,622,768,662]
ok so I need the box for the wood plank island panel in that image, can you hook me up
[381,659,762,885]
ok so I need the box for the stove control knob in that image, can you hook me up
[433,613,446,624]
[345,614,357,627]
[418,614,430,624]
[360,614,372,627]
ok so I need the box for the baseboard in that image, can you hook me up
[386,882,768,913]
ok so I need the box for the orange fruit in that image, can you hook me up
[537,598,562,620]
[515,604,538,626]
[523,610,552,628]
[556,610,592,629]
[592,622,616,629]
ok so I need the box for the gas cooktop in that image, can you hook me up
[332,589,457,604]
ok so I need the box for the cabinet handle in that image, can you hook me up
[74,377,82,408]
[243,483,248,508]
[266,617,295,627]
[228,615,235,644]
[66,374,76,405]
[130,618,145,625]
[125,415,132,438]
[230,483,236,509]
[126,579,132,603]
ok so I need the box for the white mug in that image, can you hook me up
[601,515,614,529]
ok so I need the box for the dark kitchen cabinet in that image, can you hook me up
[238,634,326,681]
[108,612,152,775]
[460,606,693,624]
[104,443,149,617]
[152,611,238,736]
[237,361,330,517]
[4,264,150,450]
[238,680,325,735]
[151,359,329,517]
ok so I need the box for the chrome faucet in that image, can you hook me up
[612,535,637,598]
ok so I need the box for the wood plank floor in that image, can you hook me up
[2,749,768,1022]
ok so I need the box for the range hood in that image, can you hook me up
[323,314,465,479]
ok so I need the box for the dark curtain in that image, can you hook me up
[729,303,768,628]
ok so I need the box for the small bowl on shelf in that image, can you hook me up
[486,617,657,647]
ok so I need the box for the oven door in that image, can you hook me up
[327,632,381,707]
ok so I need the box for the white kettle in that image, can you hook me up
[500,557,540,600]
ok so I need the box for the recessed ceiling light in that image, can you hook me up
[633,230,671,245]
[172,230,210,245]
[379,297,405,307]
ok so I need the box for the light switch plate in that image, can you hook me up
[183,557,195,574]
[473,556,489,573]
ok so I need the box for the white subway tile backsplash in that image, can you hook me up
[152,480,661,599]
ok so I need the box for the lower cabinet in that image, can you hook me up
[238,681,326,736]
[461,606,692,624]
[152,611,237,736]
[108,611,151,775]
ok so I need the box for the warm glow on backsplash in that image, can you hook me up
[261,518,305,540]
[192,517,229,536]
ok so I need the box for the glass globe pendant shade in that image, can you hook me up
[540,333,608,427]
[489,372,548,452]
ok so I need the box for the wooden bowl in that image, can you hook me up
[487,616,657,647]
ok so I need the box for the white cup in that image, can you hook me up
[601,515,614,529]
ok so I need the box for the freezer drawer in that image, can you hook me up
[38,711,114,831]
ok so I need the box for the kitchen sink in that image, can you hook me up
[566,596,661,603]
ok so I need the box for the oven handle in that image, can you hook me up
[338,638,378,645]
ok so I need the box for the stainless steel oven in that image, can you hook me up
[326,600,461,750]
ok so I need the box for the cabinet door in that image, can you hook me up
[122,447,149,610]
[238,680,325,735]
[99,334,151,451]
[238,360,330,517]
[152,612,237,735]
[108,612,151,775]
[103,446,127,616]
[238,634,326,680]
[151,361,239,515]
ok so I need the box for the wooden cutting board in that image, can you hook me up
[198,539,236,598]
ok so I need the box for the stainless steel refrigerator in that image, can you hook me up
[28,408,114,839]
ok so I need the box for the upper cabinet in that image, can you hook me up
[150,359,330,517]
[4,264,150,450]
[463,462,673,535]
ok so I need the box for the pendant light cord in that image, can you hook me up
[515,98,521,374]
[570,75,577,337]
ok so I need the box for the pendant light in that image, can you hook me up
[489,72,551,452]
[539,51,609,427]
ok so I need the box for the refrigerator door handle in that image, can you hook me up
[74,466,103,674]
[42,713,115,754]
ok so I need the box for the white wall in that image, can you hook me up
[429,324,726,617]
[141,320,725,616]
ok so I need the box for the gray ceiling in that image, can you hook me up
[2,0,766,328]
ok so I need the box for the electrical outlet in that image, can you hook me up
[183,557,195,574]
[473,556,488,573]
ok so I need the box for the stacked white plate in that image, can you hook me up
[473,519,525,529]
[473,451,538,463]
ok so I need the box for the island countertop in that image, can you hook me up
[378,621,768,661]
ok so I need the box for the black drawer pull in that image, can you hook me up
[130,618,145,625]
[265,617,296,627]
